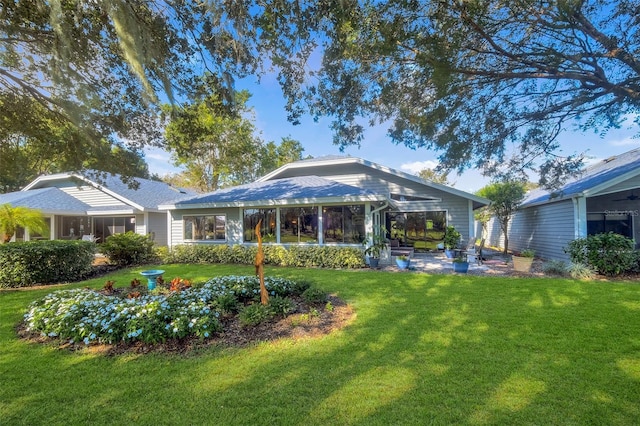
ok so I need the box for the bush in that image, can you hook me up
[568,262,595,280]
[239,303,272,326]
[543,260,568,276]
[0,240,95,288]
[565,233,636,276]
[159,244,366,269]
[302,287,328,305]
[268,296,295,317]
[101,232,156,267]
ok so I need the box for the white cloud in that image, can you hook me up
[400,160,439,174]
[608,136,639,147]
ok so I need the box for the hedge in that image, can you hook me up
[0,240,96,288]
[159,244,366,269]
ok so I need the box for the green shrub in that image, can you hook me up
[565,233,636,276]
[239,303,272,326]
[542,260,568,276]
[268,296,295,317]
[215,293,238,314]
[101,232,156,267]
[0,240,95,288]
[160,244,366,269]
[568,262,595,280]
[302,287,328,305]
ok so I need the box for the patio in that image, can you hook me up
[386,249,516,275]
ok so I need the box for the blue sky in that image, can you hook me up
[145,75,640,193]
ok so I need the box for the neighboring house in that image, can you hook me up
[483,148,640,260]
[0,172,193,246]
[160,156,489,259]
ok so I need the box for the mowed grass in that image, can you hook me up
[1,264,639,425]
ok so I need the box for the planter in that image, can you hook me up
[512,256,534,272]
[140,269,165,290]
[369,258,380,269]
[395,258,410,270]
[452,261,469,273]
[444,249,455,259]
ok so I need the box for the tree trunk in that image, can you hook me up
[3,233,12,243]
[501,221,509,254]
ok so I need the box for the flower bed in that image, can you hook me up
[23,275,313,346]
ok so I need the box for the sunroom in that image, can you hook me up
[160,176,388,247]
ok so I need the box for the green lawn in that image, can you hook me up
[2,265,639,425]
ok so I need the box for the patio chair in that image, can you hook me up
[466,238,485,265]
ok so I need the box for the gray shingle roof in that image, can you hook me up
[524,148,640,205]
[89,173,195,208]
[0,187,90,213]
[174,176,381,206]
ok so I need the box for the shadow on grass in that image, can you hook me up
[2,267,640,425]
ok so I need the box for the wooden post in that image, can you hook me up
[254,219,269,305]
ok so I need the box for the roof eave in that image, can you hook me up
[163,194,386,210]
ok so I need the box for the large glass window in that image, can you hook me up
[323,205,366,244]
[60,216,94,239]
[93,217,135,242]
[587,212,633,238]
[184,215,226,241]
[244,209,277,242]
[280,207,318,243]
[387,211,446,252]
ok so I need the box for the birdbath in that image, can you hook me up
[139,269,165,290]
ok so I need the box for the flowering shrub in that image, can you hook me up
[23,275,300,346]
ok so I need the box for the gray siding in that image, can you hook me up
[485,200,575,260]
[148,212,168,246]
[49,182,126,207]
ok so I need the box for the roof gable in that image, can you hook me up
[523,148,640,206]
[259,155,489,207]
[22,171,195,211]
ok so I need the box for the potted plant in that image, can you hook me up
[452,255,469,273]
[395,255,410,270]
[443,225,461,258]
[364,229,388,268]
[512,249,535,272]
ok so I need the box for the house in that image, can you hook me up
[483,148,640,260]
[0,171,193,245]
[160,156,489,259]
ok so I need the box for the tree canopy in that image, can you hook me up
[477,181,527,254]
[3,1,638,188]
[246,0,640,188]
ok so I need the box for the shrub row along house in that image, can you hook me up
[483,147,640,260]
[0,156,488,261]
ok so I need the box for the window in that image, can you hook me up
[587,212,633,238]
[280,207,318,243]
[244,209,277,242]
[93,217,135,242]
[30,218,51,240]
[323,205,365,244]
[184,215,226,241]
[387,211,446,252]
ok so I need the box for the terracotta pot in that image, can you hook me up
[512,256,534,272]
